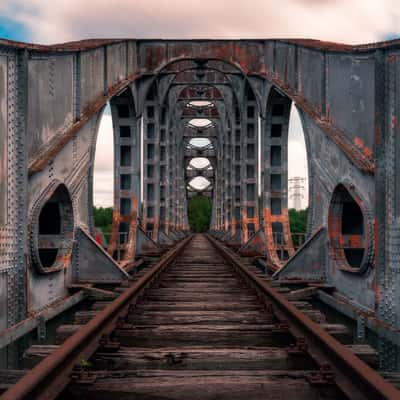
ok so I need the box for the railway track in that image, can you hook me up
[1,234,399,399]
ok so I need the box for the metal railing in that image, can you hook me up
[270,232,307,261]
[98,229,307,262]
[95,230,129,262]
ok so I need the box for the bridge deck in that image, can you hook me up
[57,234,341,399]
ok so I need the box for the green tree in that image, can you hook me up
[188,196,212,232]
[289,208,308,246]
[93,206,113,242]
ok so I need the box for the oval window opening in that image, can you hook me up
[187,100,214,109]
[189,157,211,169]
[188,138,212,149]
[188,118,213,129]
[328,184,366,270]
[188,176,212,191]
[35,184,74,272]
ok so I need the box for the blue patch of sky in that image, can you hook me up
[382,33,400,41]
[0,16,30,41]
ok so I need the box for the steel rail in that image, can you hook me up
[206,234,400,400]
[1,234,193,400]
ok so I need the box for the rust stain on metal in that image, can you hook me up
[28,73,141,175]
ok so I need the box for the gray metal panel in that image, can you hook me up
[298,47,324,112]
[27,55,74,158]
[275,43,296,89]
[274,228,327,280]
[28,268,67,311]
[107,43,127,86]
[80,48,105,112]
[264,41,274,72]
[0,271,7,331]
[0,56,7,226]
[72,227,129,283]
[327,53,375,149]
[127,41,138,76]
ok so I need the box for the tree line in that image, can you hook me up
[93,204,307,238]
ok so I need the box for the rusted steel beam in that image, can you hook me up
[0,38,127,52]
[2,37,400,54]
[0,291,86,350]
[0,235,192,400]
[206,234,400,400]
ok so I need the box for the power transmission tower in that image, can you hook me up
[289,177,306,210]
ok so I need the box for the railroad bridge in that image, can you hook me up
[0,37,400,398]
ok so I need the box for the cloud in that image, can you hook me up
[1,0,399,44]
[288,105,308,208]
[93,110,114,206]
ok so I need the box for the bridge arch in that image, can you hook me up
[262,87,311,265]
[89,86,140,262]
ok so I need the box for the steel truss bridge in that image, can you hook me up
[0,37,400,399]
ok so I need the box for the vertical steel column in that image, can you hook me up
[107,89,140,262]
[163,108,172,236]
[262,89,294,265]
[241,87,260,244]
[232,103,242,238]
[223,123,233,234]
[142,87,161,241]
[158,106,168,239]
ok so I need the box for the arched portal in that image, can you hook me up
[142,58,260,244]
[93,87,140,262]
[262,88,299,265]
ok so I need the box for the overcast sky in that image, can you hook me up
[1,0,398,209]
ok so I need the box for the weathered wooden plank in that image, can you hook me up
[23,346,308,371]
[321,324,351,343]
[289,301,313,310]
[143,293,258,302]
[302,309,326,323]
[286,287,318,301]
[145,287,250,295]
[381,372,400,390]
[74,310,97,324]
[56,324,82,343]
[0,370,27,390]
[90,301,112,311]
[23,345,58,368]
[65,370,338,400]
[113,324,290,347]
[92,347,294,370]
[127,310,273,325]
[134,301,264,311]
[346,344,378,367]
[156,281,244,289]
[160,275,237,280]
